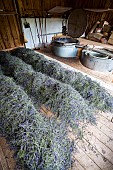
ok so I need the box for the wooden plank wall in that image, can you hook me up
[18,0,113,34]
[18,0,113,16]
[0,0,113,50]
[0,0,23,50]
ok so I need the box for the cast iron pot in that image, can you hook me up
[51,37,82,58]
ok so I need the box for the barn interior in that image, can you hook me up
[0,0,113,170]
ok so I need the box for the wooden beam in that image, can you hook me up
[14,0,24,46]
[0,16,10,49]
[0,33,5,49]
[16,0,24,16]
[0,11,17,15]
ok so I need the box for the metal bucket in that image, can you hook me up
[81,50,113,72]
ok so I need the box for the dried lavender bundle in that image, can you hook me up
[16,71,95,127]
[0,51,34,76]
[0,51,95,130]
[11,48,113,112]
[0,75,73,170]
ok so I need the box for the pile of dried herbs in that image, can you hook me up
[1,48,112,169]
[0,51,34,77]
[0,51,95,131]
[11,47,113,112]
[0,75,73,170]
[16,72,95,128]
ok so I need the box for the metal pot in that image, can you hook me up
[51,37,81,58]
[81,50,113,72]
[51,9,87,58]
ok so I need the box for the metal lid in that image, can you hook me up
[68,9,87,38]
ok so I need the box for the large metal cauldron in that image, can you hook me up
[51,37,80,58]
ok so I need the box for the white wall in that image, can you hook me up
[21,18,63,49]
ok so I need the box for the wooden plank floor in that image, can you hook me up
[69,111,113,170]
[0,110,113,170]
[0,137,16,170]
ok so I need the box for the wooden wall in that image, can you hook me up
[18,0,113,34]
[17,0,113,16]
[0,0,23,50]
[0,0,113,50]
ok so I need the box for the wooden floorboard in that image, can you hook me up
[96,121,113,139]
[0,145,9,170]
[71,158,86,170]
[73,145,101,170]
[96,114,113,131]
[99,111,113,122]
[68,118,113,170]
[0,137,16,170]
[85,124,113,152]
[83,129,113,165]
[76,138,113,170]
